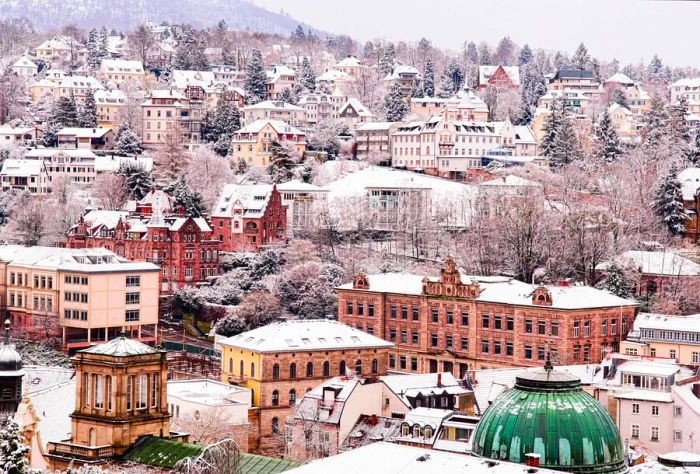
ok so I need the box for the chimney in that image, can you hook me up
[693,383,700,399]
[525,453,540,467]
[437,373,442,388]
[555,280,570,287]
[370,414,378,426]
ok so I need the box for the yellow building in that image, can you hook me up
[622,313,700,365]
[99,59,145,85]
[607,103,637,139]
[231,119,306,168]
[29,79,58,102]
[95,89,127,130]
[34,38,71,63]
[0,246,160,351]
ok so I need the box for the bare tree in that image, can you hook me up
[92,172,129,211]
[127,24,155,65]
[155,125,189,183]
[185,147,233,211]
[174,439,242,474]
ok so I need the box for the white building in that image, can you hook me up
[241,100,306,127]
[0,159,49,194]
[11,56,38,77]
[277,180,329,234]
[167,378,251,426]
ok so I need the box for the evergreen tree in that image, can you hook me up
[86,28,102,70]
[611,89,629,109]
[551,113,582,168]
[279,87,297,104]
[299,57,316,91]
[571,42,591,70]
[383,82,408,122]
[78,90,97,128]
[379,43,395,77]
[423,60,435,97]
[593,109,621,161]
[597,262,633,298]
[477,43,492,65]
[55,94,78,127]
[244,49,267,105]
[201,99,240,156]
[409,80,423,98]
[642,94,669,150]
[0,419,32,474]
[518,44,533,68]
[98,26,109,59]
[494,36,516,66]
[293,25,305,40]
[117,162,152,200]
[170,176,207,217]
[686,132,700,166]
[541,98,562,157]
[41,119,62,147]
[667,96,691,153]
[436,59,463,98]
[652,163,688,236]
[269,140,296,183]
[174,28,208,71]
[519,63,547,123]
[114,124,142,155]
[647,54,666,84]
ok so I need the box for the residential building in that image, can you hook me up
[24,148,98,186]
[57,76,105,103]
[218,320,393,452]
[0,159,49,194]
[547,69,602,97]
[211,183,287,252]
[170,69,241,109]
[603,73,650,116]
[678,167,700,241]
[333,56,371,79]
[337,98,375,131]
[607,103,637,138]
[241,100,306,127]
[57,127,115,150]
[94,89,127,130]
[64,191,220,293]
[298,89,347,125]
[93,155,153,175]
[0,246,159,350]
[285,372,474,462]
[317,69,355,90]
[597,250,700,296]
[670,77,700,105]
[622,313,700,364]
[28,79,58,102]
[354,121,399,162]
[11,56,38,77]
[141,89,202,147]
[409,91,489,122]
[0,124,40,145]
[34,38,71,63]
[477,65,520,90]
[537,89,591,114]
[512,125,538,156]
[383,65,421,97]
[265,65,297,100]
[337,257,637,376]
[277,180,329,235]
[99,59,145,85]
[230,119,306,168]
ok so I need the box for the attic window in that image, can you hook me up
[285,338,298,347]
[351,336,361,343]
[318,338,327,344]
[335,337,344,343]
[302,338,311,345]
[245,337,254,342]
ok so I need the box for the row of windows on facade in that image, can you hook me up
[630,424,677,443]
[639,328,700,344]
[10,272,54,288]
[228,359,379,379]
[394,135,499,144]
[82,372,158,411]
[623,346,697,362]
[400,423,434,439]
[348,301,625,338]
[63,309,140,321]
[8,294,54,312]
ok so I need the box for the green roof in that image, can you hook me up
[123,437,301,473]
[240,452,301,473]
[123,437,204,468]
[471,368,626,474]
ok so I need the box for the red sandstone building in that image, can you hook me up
[64,190,220,293]
[211,184,287,253]
[337,257,638,377]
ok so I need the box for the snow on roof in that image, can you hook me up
[513,125,536,144]
[276,180,328,193]
[384,65,420,81]
[338,273,636,310]
[236,119,304,136]
[25,148,97,160]
[81,335,160,356]
[338,98,374,118]
[30,78,56,88]
[80,209,130,230]
[213,183,274,218]
[605,72,636,85]
[36,38,70,50]
[679,167,700,200]
[608,102,634,116]
[317,69,354,82]
[0,245,158,273]
[94,155,153,173]
[335,56,363,68]
[266,64,296,82]
[597,250,700,276]
[1,159,45,176]
[671,77,700,88]
[480,175,541,188]
[23,378,75,447]
[0,125,36,135]
[168,379,250,407]
[355,121,395,131]
[242,100,304,111]
[146,89,187,101]
[612,389,673,402]
[618,360,682,377]
[58,75,104,90]
[172,70,216,90]
[294,376,360,424]
[56,127,111,138]
[219,320,393,353]
[478,65,520,86]
[12,56,37,69]
[633,312,700,334]
[383,372,468,407]
[100,59,144,74]
[169,217,212,233]
[286,441,562,473]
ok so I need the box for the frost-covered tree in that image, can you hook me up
[114,124,142,155]
[597,262,635,298]
[437,58,463,98]
[379,43,395,77]
[184,146,233,210]
[244,49,267,105]
[423,59,435,97]
[518,63,547,123]
[86,28,103,70]
[494,36,516,66]
[518,44,533,68]
[201,99,240,156]
[155,125,189,183]
[53,94,78,128]
[117,162,152,200]
[686,132,700,166]
[300,56,316,91]
[540,97,562,157]
[269,140,297,183]
[652,163,688,236]
[611,89,629,109]
[571,42,592,70]
[593,109,621,161]
[477,42,492,65]
[0,419,32,474]
[279,87,297,104]
[92,173,128,210]
[667,96,691,154]
[277,261,345,318]
[169,176,207,217]
[174,28,208,71]
[647,54,669,84]
[382,82,407,122]
[77,90,97,128]
[642,94,669,150]
[307,120,348,158]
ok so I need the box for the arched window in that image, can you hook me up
[289,389,296,406]
[401,423,410,437]
[323,361,330,377]
[271,417,279,434]
[272,363,280,380]
[229,358,233,373]
[371,359,378,374]
[424,426,433,439]
[306,362,314,378]
[289,363,297,379]
[239,360,244,376]
[413,425,421,438]
[355,359,362,375]
[250,362,255,378]
[339,360,346,376]
[272,390,279,406]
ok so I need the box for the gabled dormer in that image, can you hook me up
[532,286,553,306]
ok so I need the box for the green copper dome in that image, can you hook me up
[472,365,627,474]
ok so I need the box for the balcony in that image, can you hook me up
[47,441,114,460]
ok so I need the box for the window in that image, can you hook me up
[494,315,502,330]
[674,430,683,442]
[494,341,502,355]
[524,319,533,334]
[136,374,147,409]
[675,406,683,417]
[524,345,533,359]
[126,276,140,287]
[400,356,406,370]
[401,306,408,319]
[506,342,514,356]
[272,390,279,406]
[272,417,280,434]
[126,376,132,410]
[125,292,140,304]
[346,301,354,315]
[651,426,659,441]
[412,307,419,321]
[289,389,296,406]
[584,321,591,337]
[446,310,453,325]
[601,320,607,336]
[389,355,395,368]
[106,376,112,411]
[339,361,346,375]
[632,403,639,414]
[652,405,659,416]
[272,364,280,380]
[573,321,580,338]
[323,361,330,377]
[368,304,375,317]
[631,424,639,439]
[431,333,438,347]
[400,330,408,343]
[461,312,468,326]
[538,320,546,335]
[151,373,158,408]
[431,308,438,323]
[93,375,104,409]
[250,362,255,378]
[125,310,140,322]
[240,360,244,375]
[670,349,677,359]
[461,336,468,351]
[83,373,91,407]
[611,320,617,335]
[390,305,397,318]
[306,362,314,377]
[538,346,546,361]
[481,339,489,354]
[482,314,489,329]
[446,335,453,349]
[551,321,559,337]
[507,317,514,331]
[389,328,396,341]
[411,357,418,371]
[412,331,419,345]
[371,359,378,374]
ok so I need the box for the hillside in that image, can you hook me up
[0,0,318,35]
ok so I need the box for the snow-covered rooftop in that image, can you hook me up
[1,159,45,176]
[56,127,111,138]
[219,320,393,353]
[480,175,541,188]
[236,119,304,136]
[94,155,153,173]
[0,245,158,273]
[213,183,274,218]
[242,100,304,111]
[633,312,700,334]
[605,72,636,86]
[100,59,144,74]
[382,372,467,407]
[679,167,700,201]
[479,65,521,86]
[168,379,250,407]
[597,250,700,276]
[81,335,160,357]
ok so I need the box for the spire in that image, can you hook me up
[544,352,553,372]
[4,319,10,345]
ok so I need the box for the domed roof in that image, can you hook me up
[0,319,23,375]
[472,360,626,474]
